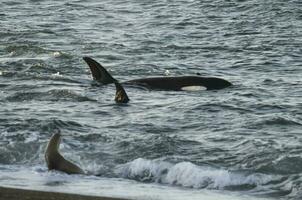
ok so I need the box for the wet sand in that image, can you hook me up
[0,186,131,200]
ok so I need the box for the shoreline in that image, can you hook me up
[0,186,131,200]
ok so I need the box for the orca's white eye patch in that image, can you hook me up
[181,86,207,91]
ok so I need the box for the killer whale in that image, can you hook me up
[83,57,232,91]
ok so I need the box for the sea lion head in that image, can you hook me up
[47,132,61,153]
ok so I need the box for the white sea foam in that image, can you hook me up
[24,131,39,143]
[0,165,269,200]
[115,158,172,182]
[115,158,276,190]
[53,51,61,57]
[51,72,62,77]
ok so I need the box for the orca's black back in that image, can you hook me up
[125,76,231,90]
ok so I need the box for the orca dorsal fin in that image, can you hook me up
[114,82,129,103]
[83,57,116,85]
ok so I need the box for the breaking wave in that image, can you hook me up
[115,158,282,191]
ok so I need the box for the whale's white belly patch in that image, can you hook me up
[181,86,207,91]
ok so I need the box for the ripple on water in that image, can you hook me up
[258,156,302,175]
[4,44,50,57]
[251,116,302,128]
[0,118,88,135]
[5,89,95,102]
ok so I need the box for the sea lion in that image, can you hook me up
[82,57,232,91]
[45,132,84,174]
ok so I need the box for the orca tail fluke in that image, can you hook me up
[83,57,116,85]
[114,82,130,103]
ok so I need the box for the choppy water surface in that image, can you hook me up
[0,0,302,199]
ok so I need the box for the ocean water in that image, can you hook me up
[0,0,302,199]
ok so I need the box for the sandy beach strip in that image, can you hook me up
[0,186,131,200]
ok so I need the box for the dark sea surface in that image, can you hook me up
[0,0,301,199]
